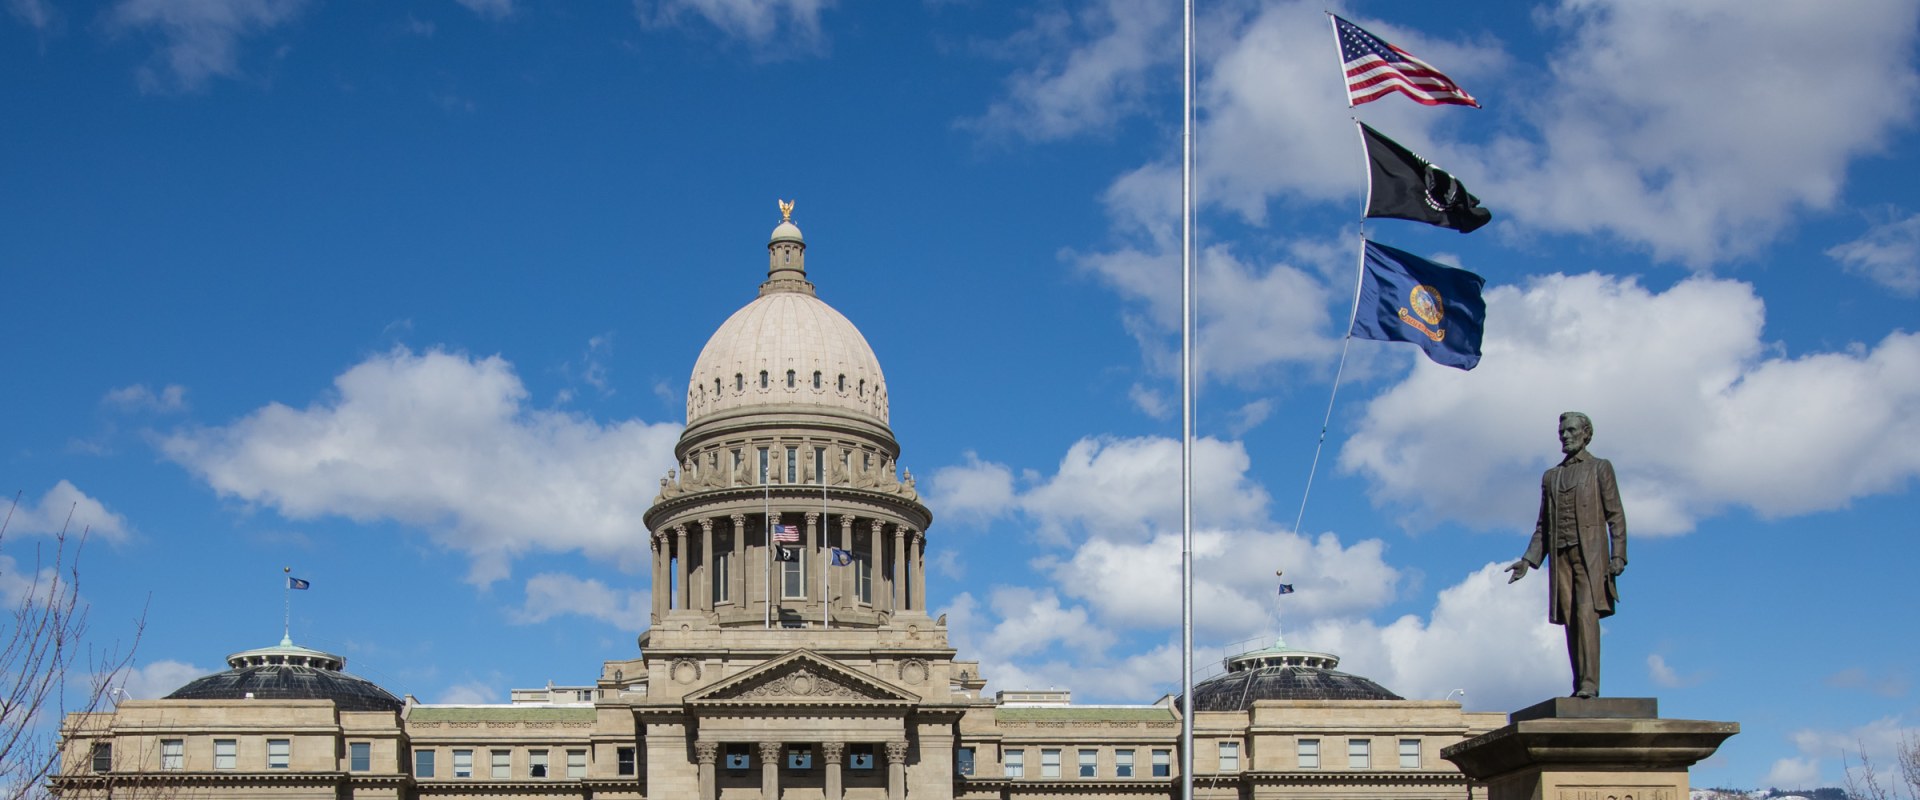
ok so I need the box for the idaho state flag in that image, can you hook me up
[1350,240,1486,370]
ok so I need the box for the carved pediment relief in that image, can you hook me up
[687,650,918,705]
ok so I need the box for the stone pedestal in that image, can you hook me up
[1442,698,1738,800]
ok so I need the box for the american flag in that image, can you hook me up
[1331,15,1479,109]
[772,524,800,543]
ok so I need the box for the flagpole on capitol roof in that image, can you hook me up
[282,566,293,641]
[1178,0,1196,796]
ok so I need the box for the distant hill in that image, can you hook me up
[1692,787,1851,800]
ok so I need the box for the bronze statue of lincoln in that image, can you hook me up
[1506,411,1626,699]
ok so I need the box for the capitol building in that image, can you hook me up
[55,210,1504,800]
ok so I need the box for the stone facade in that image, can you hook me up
[54,211,1508,800]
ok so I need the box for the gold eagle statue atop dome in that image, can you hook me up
[778,198,794,222]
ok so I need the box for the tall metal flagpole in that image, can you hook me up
[1179,0,1196,796]
[822,464,831,629]
[764,466,773,629]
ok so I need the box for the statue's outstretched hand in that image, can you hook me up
[1505,560,1530,583]
[1609,557,1626,577]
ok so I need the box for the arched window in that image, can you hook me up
[858,379,865,397]
[759,371,769,389]
[812,371,822,389]
[715,378,722,395]
[837,374,847,392]
[786,370,796,388]
[735,374,743,392]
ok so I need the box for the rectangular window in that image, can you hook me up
[350,742,371,772]
[1298,739,1320,769]
[491,749,510,778]
[617,747,635,776]
[1078,749,1097,778]
[160,739,183,770]
[781,545,805,598]
[1219,741,1239,772]
[758,447,769,484]
[814,447,825,485]
[1041,749,1061,778]
[90,743,111,773]
[786,447,797,483]
[1004,750,1024,778]
[215,740,237,770]
[956,748,975,777]
[1348,738,1370,769]
[849,745,874,771]
[414,750,436,778]
[567,749,586,778]
[786,745,812,770]
[268,739,290,770]
[855,551,872,604]
[1400,739,1421,769]
[530,750,548,778]
[712,546,731,604]
[1151,749,1170,778]
[1115,750,1134,778]
[453,749,473,778]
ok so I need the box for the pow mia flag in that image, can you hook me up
[775,546,800,562]
[1359,122,1491,233]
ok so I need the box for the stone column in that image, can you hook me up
[838,516,855,615]
[806,511,822,616]
[891,525,905,612]
[821,742,845,800]
[651,530,667,620]
[674,524,690,611]
[885,741,909,800]
[699,518,716,611]
[911,530,927,612]
[759,742,783,800]
[731,514,747,609]
[1442,699,1738,800]
[694,742,718,800]
[868,520,885,608]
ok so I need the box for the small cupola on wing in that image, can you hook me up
[763,199,813,297]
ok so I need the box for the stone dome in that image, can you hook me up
[684,214,889,427]
[1181,638,1402,712]
[164,636,404,713]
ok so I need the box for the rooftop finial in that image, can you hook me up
[778,198,794,223]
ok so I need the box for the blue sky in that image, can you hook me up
[4,0,1918,790]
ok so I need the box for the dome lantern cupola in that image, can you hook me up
[763,199,813,297]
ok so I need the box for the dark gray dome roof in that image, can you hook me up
[164,636,403,713]
[166,665,404,712]
[1179,638,1402,712]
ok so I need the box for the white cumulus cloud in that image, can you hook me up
[511,573,651,633]
[637,0,834,51]
[938,435,1270,542]
[1829,212,1920,296]
[2,481,132,543]
[1295,562,1566,708]
[159,347,682,584]
[106,0,310,92]
[1343,273,1920,535]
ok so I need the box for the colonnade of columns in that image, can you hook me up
[692,740,909,800]
[650,512,926,623]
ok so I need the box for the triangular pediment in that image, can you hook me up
[686,649,919,705]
